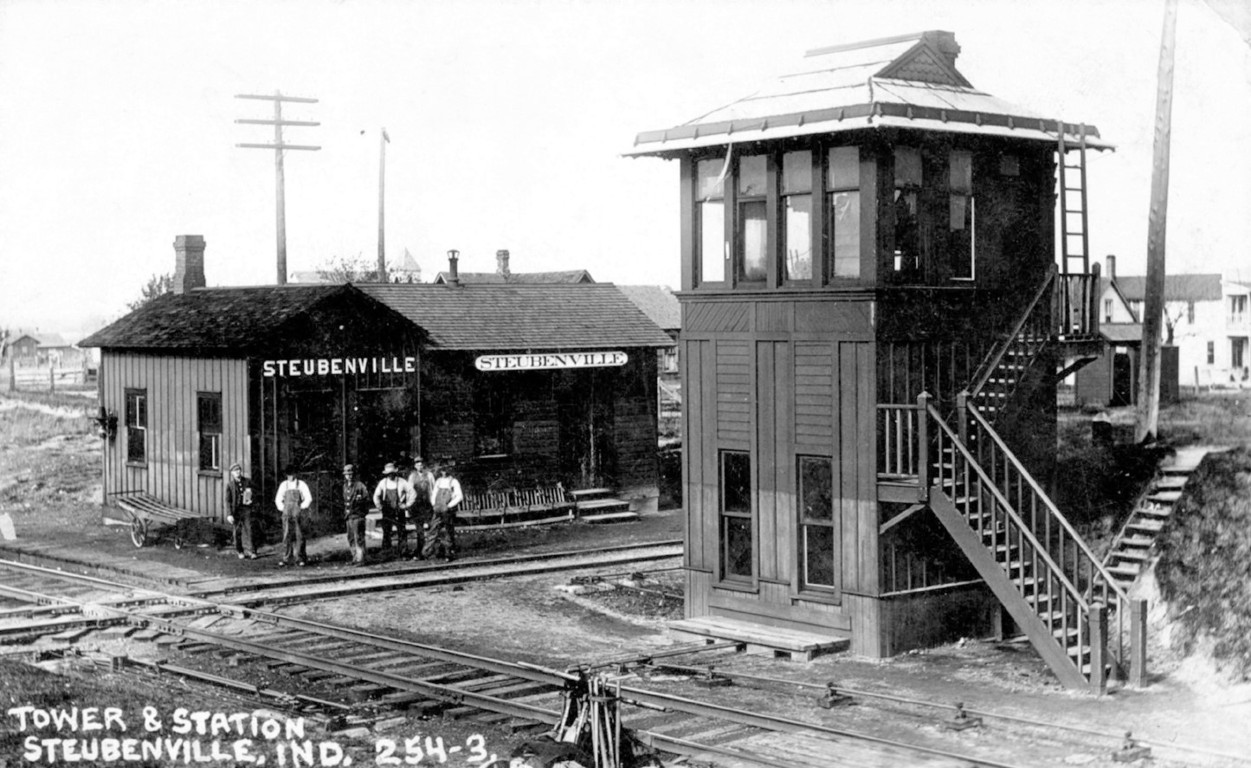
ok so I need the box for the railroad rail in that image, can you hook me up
[2,560,1234,767]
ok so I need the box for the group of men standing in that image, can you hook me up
[223,457,463,568]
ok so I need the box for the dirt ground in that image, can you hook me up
[3,389,1251,766]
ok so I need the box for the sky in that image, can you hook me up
[1,0,1249,339]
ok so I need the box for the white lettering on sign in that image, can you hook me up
[261,356,416,377]
[474,351,628,371]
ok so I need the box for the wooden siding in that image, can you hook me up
[682,297,876,638]
[100,352,249,521]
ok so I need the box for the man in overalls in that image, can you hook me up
[274,465,312,567]
[372,462,414,559]
[406,456,434,560]
[423,463,463,562]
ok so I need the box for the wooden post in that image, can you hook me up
[8,355,14,392]
[377,128,389,282]
[1089,603,1108,695]
[49,366,55,393]
[916,392,930,502]
[274,95,288,285]
[1135,0,1179,442]
[1130,599,1148,688]
[956,390,969,443]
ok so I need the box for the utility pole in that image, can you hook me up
[1135,0,1179,443]
[235,92,321,285]
[378,128,390,282]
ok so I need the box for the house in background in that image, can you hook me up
[6,329,79,366]
[433,249,594,285]
[1075,255,1145,407]
[1112,267,1250,388]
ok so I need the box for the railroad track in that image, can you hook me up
[5,560,1230,767]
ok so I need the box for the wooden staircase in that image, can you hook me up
[888,258,1146,693]
[570,488,637,524]
[1103,447,1213,589]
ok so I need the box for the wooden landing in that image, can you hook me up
[669,616,849,662]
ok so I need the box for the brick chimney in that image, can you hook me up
[173,235,206,294]
[496,249,510,278]
[923,30,961,70]
[446,249,460,286]
[1106,254,1116,280]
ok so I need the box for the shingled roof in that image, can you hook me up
[360,283,672,351]
[79,284,398,351]
[1116,274,1223,303]
[616,285,680,332]
[629,30,1109,157]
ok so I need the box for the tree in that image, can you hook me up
[127,273,174,312]
[315,253,382,284]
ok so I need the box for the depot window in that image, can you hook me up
[827,146,862,280]
[798,455,839,595]
[197,392,223,473]
[782,150,813,283]
[124,389,147,465]
[949,150,975,280]
[893,147,923,275]
[735,155,768,284]
[697,158,727,285]
[719,451,754,582]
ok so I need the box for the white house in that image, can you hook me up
[1100,256,1251,388]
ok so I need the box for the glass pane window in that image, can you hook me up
[697,159,726,284]
[829,191,861,279]
[782,151,812,194]
[827,146,859,190]
[784,194,812,282]
[738,155,767,197]
[737,200,768,282]
[720,451,753,581]
[125,389,147,464]
[197,392,222,472]
[949,150,974,280]
[827,147,861,280]
[798,455,837,591]
[893,147,922,274]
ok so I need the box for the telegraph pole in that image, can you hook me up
[235,92,321,285]
[1135,0,1179,442]
[378,128,390,282]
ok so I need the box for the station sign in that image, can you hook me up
[262,356,417,377]
[475,351,628,372]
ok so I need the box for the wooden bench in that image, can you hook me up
[112,491,221,549]
[456,484,574,529]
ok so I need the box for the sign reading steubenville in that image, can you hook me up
[262,357,417,377]
[474,351,627,371]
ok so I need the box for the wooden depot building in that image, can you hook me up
[629,31,1145,692]
[81,236,673,532]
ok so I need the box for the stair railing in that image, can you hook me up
[1053,262,1102,340]
[965,265,1057,420]
[959,403,1132,670]
[926,400,1103,688]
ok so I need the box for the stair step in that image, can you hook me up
[1107,564,1141,578]
[1147,490,1183,503]
[1111,550,1150,562]
[1119,535,1155,549]
[1153,476,1189,490]
[1127,518,1165,532]
[1137,504,1174,518]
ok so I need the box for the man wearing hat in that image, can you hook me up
[372,461,415,558]
[225,462,257,559]
[339,464,372,566]
[406,456,434,560]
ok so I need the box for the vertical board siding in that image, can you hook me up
[756,342,777,581]
[100,352,249,522]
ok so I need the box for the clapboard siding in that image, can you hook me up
[101,351,249,522]
[716,339,752,445]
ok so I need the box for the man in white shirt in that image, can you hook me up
[423,463,463,562]
[372,462,415,559]
[274,465,313,567]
